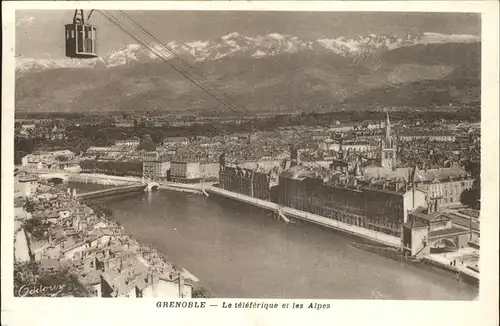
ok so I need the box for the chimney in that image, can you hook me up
[290,146,299,167]
[427,200,433,214]
[149,271,155,286]
[178,272,185,298]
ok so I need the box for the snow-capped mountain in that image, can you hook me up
[16,32,479,75]
[16,30,480,114]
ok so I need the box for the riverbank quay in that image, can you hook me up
[158,181,216,195]
[422,248,480,286]
[206,185,480,286]
[69,173,140,186]
[13,179,203,298]
[206,185,401,247]
[22,169,141,187]
[60,172,210,195]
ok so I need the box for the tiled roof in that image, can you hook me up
[236,161,283,174]
[79,269,102,285]
[399,130,455,137]
[414,166,469,182]
[363,167,412,182]
[100,254,152,296]
[410,206,447,222]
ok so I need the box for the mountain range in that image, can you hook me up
[15,32,480,115]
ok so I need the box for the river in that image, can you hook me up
[64,182,478,300]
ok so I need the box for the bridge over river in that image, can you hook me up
[25,169,142,186]
[24,169,160,200]
[74,184,148,200]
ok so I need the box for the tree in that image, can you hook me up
[14,150,28,165]
[23,218,49,242]
[15,138,34,154]
[94,130,110,146]
[138,135,156,151]
[192,285,213,298]
[460,189,473,207]
[14,261,92,297]
[469,176,481,209]
[80,160,96,172]
[460,177,480,209]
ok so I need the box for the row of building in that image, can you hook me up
[14,173,198,298]
[218,153,479,257]
[216,114,476,239]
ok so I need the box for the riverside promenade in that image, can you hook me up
[205,186,480,286]
[158,181,216,195]
[206,186,401,248]
[423,248,480,284]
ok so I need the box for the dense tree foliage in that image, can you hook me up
[191,285,213,298]
[14,261,91,297]
[23,218,50,242]
[80,159,143,177]
[460,176,480,209]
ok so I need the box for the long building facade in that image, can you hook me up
[277,167,427,237]
[218,153,282,201]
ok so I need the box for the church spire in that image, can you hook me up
[385,111,391,138]
[380,111,396,169]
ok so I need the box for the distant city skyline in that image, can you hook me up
[16,10,480,58]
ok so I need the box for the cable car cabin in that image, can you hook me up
[65,23,97,58]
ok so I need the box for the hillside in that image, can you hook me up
[15,32,480,115]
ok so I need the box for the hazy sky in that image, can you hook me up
[16,10,480,58]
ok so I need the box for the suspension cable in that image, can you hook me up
[99,10,325,173]
[117,10,246,120]
[100,10,245,119]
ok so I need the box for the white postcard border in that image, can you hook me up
[2,2,498,326]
